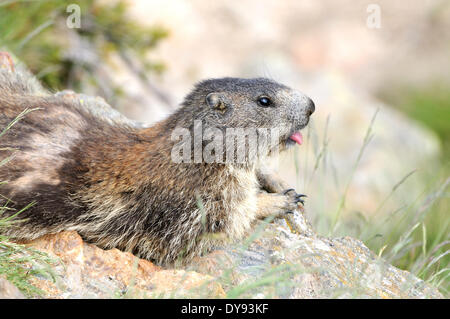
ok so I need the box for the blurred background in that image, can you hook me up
[0,0,448,295]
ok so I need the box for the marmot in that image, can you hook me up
[0,52,314,265]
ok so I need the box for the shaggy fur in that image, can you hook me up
[0,55,314,265]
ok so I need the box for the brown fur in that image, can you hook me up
[0,53,314,265]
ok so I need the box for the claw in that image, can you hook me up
[296,195,306,205]
[283,189,307,206]
[282,188,295,195]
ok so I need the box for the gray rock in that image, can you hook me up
[0,276,25,299]
[189,209,443,299]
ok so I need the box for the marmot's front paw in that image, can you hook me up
[256,191,307,220]
[275,189,307,217]
[282,188,307,208]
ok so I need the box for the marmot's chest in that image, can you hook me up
[219,167,259,238]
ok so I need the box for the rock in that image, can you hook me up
[0,276,25,299]
[21,212,442,299]
[189,210,443,299]
[24,231,225,298]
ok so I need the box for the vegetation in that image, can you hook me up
[0,217,56,297]
[371,81,450,296]
[303,115,449,296]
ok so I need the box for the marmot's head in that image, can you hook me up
[172,77,315,164]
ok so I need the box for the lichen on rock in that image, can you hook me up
[188,210,442,299]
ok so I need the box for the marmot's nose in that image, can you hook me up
[306,97,315,116]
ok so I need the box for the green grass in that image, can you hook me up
[296,110,449,297]
[0,218,56,297]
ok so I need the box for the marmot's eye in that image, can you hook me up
[257,96,272,107]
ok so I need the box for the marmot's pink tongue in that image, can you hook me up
[289,131,303,145]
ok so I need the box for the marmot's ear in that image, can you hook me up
[206,93,227,113]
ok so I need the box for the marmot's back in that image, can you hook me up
[0,65,138,194]
[0,63,144,240]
